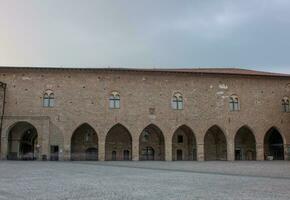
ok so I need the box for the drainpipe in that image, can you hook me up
[0,82,7,155]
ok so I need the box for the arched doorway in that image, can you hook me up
[105,124,132,161]
[139,124,165,161]
[264,127,284,160]
[235,126,256,160]
[8,122,38,160]
[71,123,98,161]
[204,125,227,161]
[85,148,98,161]
[172,125,197,161]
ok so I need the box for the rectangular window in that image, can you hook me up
[177,101,183,109]
[115,99,120,108]
[109,99,115,108]
[49,99,54,107]
[171,101,177,109]
[43,98,49,107]
[178,135,183,143]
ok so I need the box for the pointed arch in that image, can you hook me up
[204,125,227,161]
[105,123,132,161]
[172,125,197,161]
[264,127,285,160]
[71,123,98,161]
[234,125,256,160]
[8,121,38,160]
[139,124,165,161]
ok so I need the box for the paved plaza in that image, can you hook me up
[0,161,290,200]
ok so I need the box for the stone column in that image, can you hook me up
[165,137,172,161]
[227,137,235,161]
[132,134,139,161]
[256,143,264,161]
[197,143,204,161]
[98,134,105,161]
[0,133,8,160]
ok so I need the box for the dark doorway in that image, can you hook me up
[172,125,197,161]
[177,149,183,161]
[234,126,256,160]
[71,123,98,161]
[50,145,59,161]
[141,147,155,160]
[123,150,130,160]
[105,124,132,161]
[204,125,227,161]
[264,128,284,160]
[139,124,165,161]
[8,122,38,160]
[85,148,98,161]
[112,151,117,161]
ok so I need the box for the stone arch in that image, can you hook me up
[204,125,227,161]
[172,125,197,161]
[234,125,256,160]
[264,127,285,160]
[7,121,38,160]
[71,123,98,161]
[105,123,132,161]
[139,124,165,161]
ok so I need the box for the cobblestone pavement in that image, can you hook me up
[0,161,290,200]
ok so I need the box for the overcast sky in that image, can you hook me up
[0,0,290,73]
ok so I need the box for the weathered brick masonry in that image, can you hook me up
[0,67,289,161]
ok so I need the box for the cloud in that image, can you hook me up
[0,0,289,73]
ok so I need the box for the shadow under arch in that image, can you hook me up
[71,123,98,161]
[172,125,197,161]
[264,127,285,160]
[234,125,256,160]
[7,121,38,160]
[204,125,227,161]
[139,124,165,161]
[105,123,132,161]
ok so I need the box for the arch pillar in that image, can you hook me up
[196,131,204,161]
[0,129,8,160]
[227,136,235,161]
[132,133,139,161]
[256,143,264,161]
[197,144,204,161]
[98,134,105,161]
[62,132,71,161]
[165,136,172,161]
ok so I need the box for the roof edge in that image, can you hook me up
[0,66,289,78]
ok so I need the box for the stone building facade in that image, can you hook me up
[0,67,290,161]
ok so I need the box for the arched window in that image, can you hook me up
[229,95,240,111]
[43,90,54,107]
[282,97,290,112]
[109,92,120,109]
[171,93,183,110]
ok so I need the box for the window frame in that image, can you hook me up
[109,92,120,109]
[172,93,183,110]
[229,95,240,112]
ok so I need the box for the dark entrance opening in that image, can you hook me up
[141,147,155,160]
[264,128,284,160]
[123,150,130,160]
[50,145,59,161]
[177,149,183,161]
[234,126,256,160]
[8,122,38,160]
[139,124,165,161]
[71,123,98,161]
[85,148,98,161]
[172,125,197,161]
[112,151,117,161]
[204,125,227,161]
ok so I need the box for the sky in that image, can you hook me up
[0,0,290,73]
